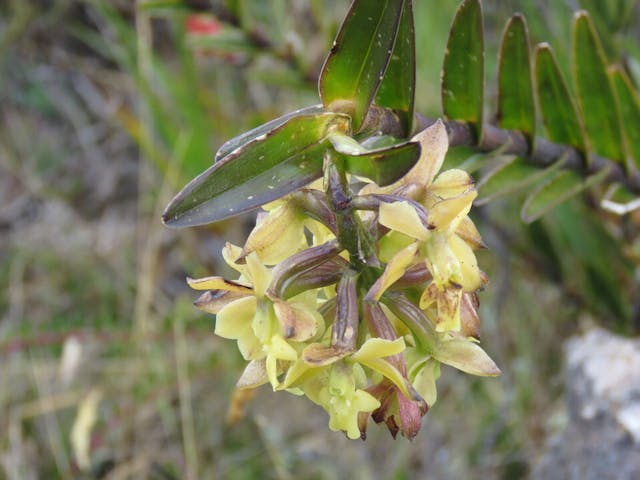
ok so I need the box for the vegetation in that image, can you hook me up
[1,0,639,478]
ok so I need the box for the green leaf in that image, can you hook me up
[534,44,586,152]
[162,113,350,227]
[573,11,625,163]
[319,0,405,132]
[541,201,633,328]
[610,66,640,172]
[476,155,566,206]
[215,105,324,162]
[497,14,535,138]
[374,0,415,136]
[329,134,421,186]
[521,166,610,223]
[441,0,484,140]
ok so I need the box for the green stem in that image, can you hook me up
[323,151,379,272]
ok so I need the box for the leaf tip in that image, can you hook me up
[573,9,591,22]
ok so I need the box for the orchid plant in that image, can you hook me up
[161,0,501,441]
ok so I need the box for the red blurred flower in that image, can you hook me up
[185,15,222,36]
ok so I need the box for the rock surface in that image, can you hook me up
[533,328,640,480]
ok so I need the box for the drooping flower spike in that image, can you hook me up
[188,120,499,440]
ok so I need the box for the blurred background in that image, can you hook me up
[1,1,639,478]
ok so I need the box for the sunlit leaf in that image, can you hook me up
[521,166,610,223]
[215,105,325,162]
[534,44,587,153]
[497,14,535,138]
[329,134,420,186]
[573,11,625,163]
[441,0,484,140]
[162,113,350,227]
[375,1,415,136]
[610,66,640,172]
[319,0,406,132]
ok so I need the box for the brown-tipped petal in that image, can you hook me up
[427,189,477,232]
[357,411,371,441]
[405,120,449,188]
[273,301,321,342]
[460,292,481,340]
[302,343,351,366]
[187,276,253,293]
[193,290,250,314]
[385,416,400,439]
[236,359,269,389]
[455,216,488,250]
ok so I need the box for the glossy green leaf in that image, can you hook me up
[534,44,586,152]
[573,11,625,163]
[497,14,535,138]
[610,66,640,172]
[329,134,420,186]
[521,166,610,223]
[319,0,405,132]
[476,155,566,206]
[215,105,324,162]
[162,113,350,227]
[374,1,415,136]
[441,0,484,140]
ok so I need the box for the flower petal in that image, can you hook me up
[187,276,253,293]
[352,338,406,362]
[268,335,298,362]
[193,290,250,314]
[427,188,477,232]
[379,201,430,241]
[245,253,272,298]
[455,216,487,250]
[236,360,269,389]
[404,120,449,188]
[433,338,501,376]
[429,169,474,198]
[368,243,419,300]
[215,296,257,339]
[222,242,245,273]
[410,358,440,406]
[242,203,307,265]
[273,301,323,342]
[448,234,482,291]
[302,343,351,366]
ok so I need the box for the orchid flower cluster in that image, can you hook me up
[189,121,500,440]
